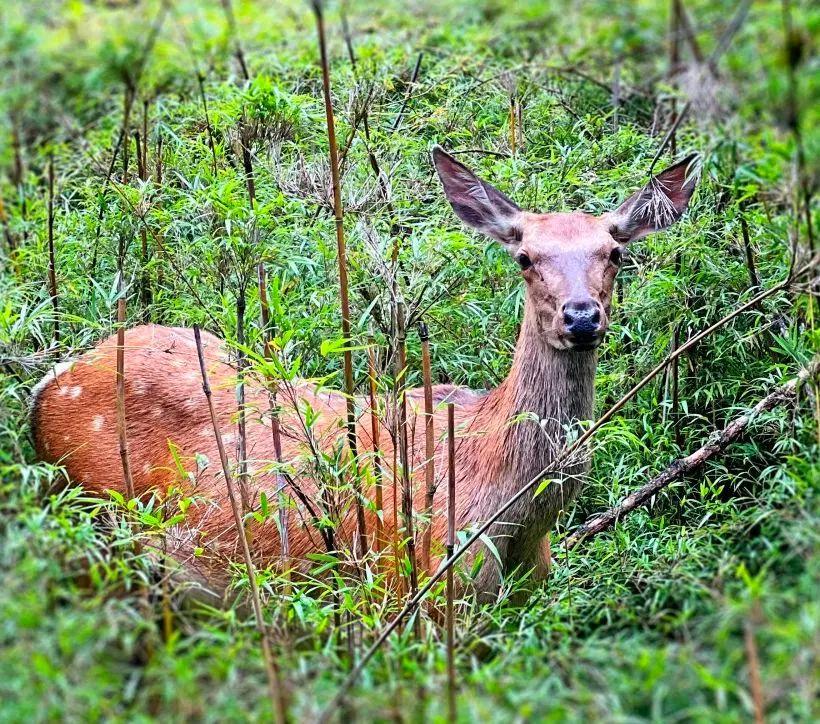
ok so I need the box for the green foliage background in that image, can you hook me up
[0,0,817,721]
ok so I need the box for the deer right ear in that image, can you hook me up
[432,146,522,248]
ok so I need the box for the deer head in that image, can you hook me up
[432,147,698,351]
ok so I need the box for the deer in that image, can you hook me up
[30,147,697,602]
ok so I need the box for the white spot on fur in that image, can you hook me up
[68,386,82,398]
[142,462,152,474]
[221,432,235,444]
[199,427,212,437]
[92,415,105,431]
[30,360,76,405]
[133,381,148,395]
[151,408,162,418]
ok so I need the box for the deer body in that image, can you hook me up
[31,149,697,600]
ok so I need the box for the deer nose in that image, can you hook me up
[562,300,601,340]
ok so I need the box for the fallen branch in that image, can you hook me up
[563,356,819,549]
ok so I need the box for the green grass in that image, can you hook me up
[0,0,817,721]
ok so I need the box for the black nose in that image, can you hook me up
[562,300,601,340]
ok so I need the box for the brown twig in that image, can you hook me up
[115,276,135,501]
[313,0,368,556]
[197,72,219,176]
[193,325,286,723]
[418,321,436,570]
[390,52,423,133]
[46,154,59,344]
[740,214,761,290]
[395,296,419,604]
[367,336,384,555]
[445,401,457,724]
[220,0,250,81]
[563,356,819,549]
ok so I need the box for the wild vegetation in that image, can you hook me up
[0,0,817,721]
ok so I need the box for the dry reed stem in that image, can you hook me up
[46,154,58,344]
[313,0,368,556]
[115,282,135,501]
[418,322,436,570]
[367,338,384,555]
[445,402,456,724]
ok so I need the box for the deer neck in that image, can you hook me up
[477,299,597,488]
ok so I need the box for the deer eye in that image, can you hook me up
[516,253,532,270]
[609,247,623,266]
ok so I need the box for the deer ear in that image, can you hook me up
[432,145,522,248]
[609,154,700,243]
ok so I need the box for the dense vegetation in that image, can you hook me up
[0,0,817,721]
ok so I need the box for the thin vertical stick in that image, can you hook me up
[193,326,287,724]
[46,154,59,344]
[740,214,760,290]
[258,263,291,588]
[116,276,135,501]
[390,52,424,133]
[445,402,457,724]
[220,0,250,81]
[154,131,165,293]
[235,131,256,521]
[135,125,151,316]
[235,284,252,517]
[508,94,517,155]
[395,297,419,602]
[612,57,621,133]
[367,335,384,555]
[313,0,367,556]
[418,322,435,571]
[196,72,219,176]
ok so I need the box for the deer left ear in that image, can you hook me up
[432,145,523,248]
[609,154,700,243]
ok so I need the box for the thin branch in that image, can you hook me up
[313,0,368,555]
[563,356,819,549]
[46,154,59,344]
[192,325,286,723]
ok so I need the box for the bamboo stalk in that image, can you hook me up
[508,95,517,154]
[46,154,59,344]
[258,262,291,588]
[193,325,287,724]
[235,286,252,518]
[196,72,219,176]
[115,275,135,501]
[740,214,761,289]
[135,125,152,317]
[154,130,165,294]
[313,0,368,556]
[445,402,456,724]
[395,296,419,600]
[367,335,384,555]
[418,321,436,571]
